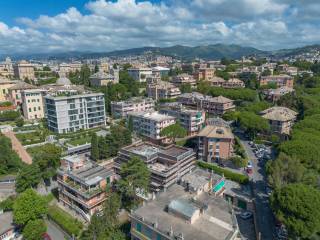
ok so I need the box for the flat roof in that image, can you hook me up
[128,111,175,122]
[132,184,237,240]
[45,92,104,100]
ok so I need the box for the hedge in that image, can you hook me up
[197,161,249,184]
[47,205,83,236]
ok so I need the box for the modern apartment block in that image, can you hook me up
[178,92,235,115]
[127,111,176,144]
[45,92,106,133]
[21,89,45,120]
[197,119,234,163]
[128,67,153,82]
[159,105,205,136]
[130,169,239,240]
[13,60,35,81]
[147,81,181,100]
[115,141,196,192]
[260,106,298,135]
[57,155,114,221]
[171,74,197,87]
[111,97,155,118]
[260,74,294,88]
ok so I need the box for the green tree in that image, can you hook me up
[179,83,192,93]
[23,219,47,240]
[16,164,42,193]
[13,189,47,225]
[15,117,24,127]
[91,133,99,161]
[270,184,320,239]
[0,135,22,175]
[94,65,99,73]
[160,122,187,143]
[118,156,150,209]
[238,111,270,139]
[127,115,134,132]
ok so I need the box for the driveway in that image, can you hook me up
[45,219,68,240]
[238,137,275,240]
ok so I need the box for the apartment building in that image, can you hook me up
[59,62,82,73]
[178,92,235,115]
[171,74,197,87]
[13,60,35,80]
[0,57,14,78]
[89,70,119,87]
[127,111,176,144]
[263,86,295,102]
[115,141,196,192]
[194,68,215,81]
[0,78,18,102]
[197,123,234,163]
[147,81,181,100]
[260,74,294,88]
[152,66,170,77]
[128,67,153,82]
[8,81,37,106]
[21,89,45,120]
[209,77,245,88]
[111,97,155,118]
[45,92,106,133]
[57,155,114,221]
[260,107,298,135]
[130,169,239,240]
[159,105,205,136]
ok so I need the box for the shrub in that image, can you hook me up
[47,205,83,236]
[197,161,249,184]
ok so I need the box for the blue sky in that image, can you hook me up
[0,0,319,54]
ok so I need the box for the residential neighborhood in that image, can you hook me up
[0,1,320,240]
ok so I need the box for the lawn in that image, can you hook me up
[67,135,92,146]
[15,131,46,145]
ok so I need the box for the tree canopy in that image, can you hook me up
[0,135,22,175]
[23,219,47,240]
[270,184,320,239]
[160,122,187,143]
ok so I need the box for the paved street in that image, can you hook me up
[239,137,275,240]
[45,219,68,240]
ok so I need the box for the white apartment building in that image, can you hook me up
[111,97,155,118]
[45,93,106,133]
[127,111,176,144]
[127,67,153,82]
[21,89,45,120]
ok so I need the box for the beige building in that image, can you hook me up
[0,57,14,78]
[209,77,245,88]
[260,107,298,135]
[260,74,294,88]
[21,89,45,120]
[194,68,215,81]
[0,78,18,102]
[171,73,197,87]
[147,81,181,100]
[89,70,119,87]
[13,60,35,80]
[8,82,37,106]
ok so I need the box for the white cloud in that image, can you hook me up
[0,0,318,54]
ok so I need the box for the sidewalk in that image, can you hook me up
[3,131,32,164]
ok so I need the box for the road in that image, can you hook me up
[45,219,67,240]
[239,137,275,240]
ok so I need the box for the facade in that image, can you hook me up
[197,124,234,163]
[0,78,18,102]
[171,74,197,87]
[45,92,106,133]
[115,141,196,192]
[260,107,298,135]
[8,82,37,106]
[21,89,45,120]
[194,68,215,81]
[178,92,235,115]
[0,57,14,78]
[159,105,205,136]
[263,86,295,102]
[130,170,239,240]
[128,67,153,82]
[13,60,35,80]
[111,97,155,118]
[57,155,114,221]
[147,81,181,100]
[209,77,245,88]
[59,62,82,73]
[89,70,119,87]
[152,66,170,77]
[260,74,294,88]
[127,111,176,144]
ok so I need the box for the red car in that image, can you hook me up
[42,233,52,240]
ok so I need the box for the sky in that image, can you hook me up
[0,0,319,54]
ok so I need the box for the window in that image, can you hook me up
[136,223,142,232]
[29,108,31,112]
[34,107,36,111]
[38,106,41,110]
[157,234,162,240]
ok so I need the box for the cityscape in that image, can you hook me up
[0,1,320,240]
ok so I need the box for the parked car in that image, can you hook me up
[246,161,253,174]
[42,233,52,240]
[240,211,253,220]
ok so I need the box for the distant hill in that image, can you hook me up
[271,44,320,58]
